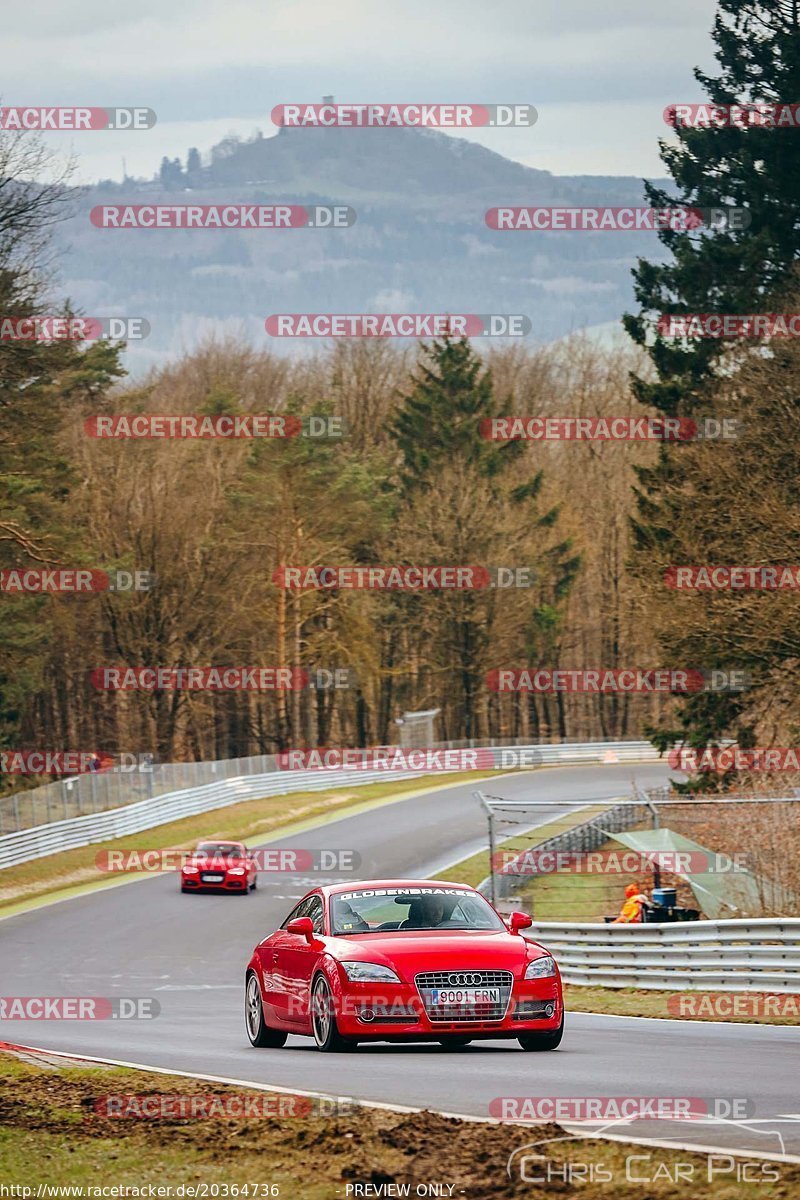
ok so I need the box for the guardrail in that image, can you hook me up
[0,738,659,834]
[528,918,800,992]
[0,740,660,870]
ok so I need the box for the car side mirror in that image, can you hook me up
[287,916,315,942]
[508,911,533,934]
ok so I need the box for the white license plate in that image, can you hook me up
[431,987,501,1006]
[202,874,224,882]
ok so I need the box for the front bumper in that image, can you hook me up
[181,873,249,891]
[334,977,562,1040]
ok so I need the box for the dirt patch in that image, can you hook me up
[1,1053,798,1199]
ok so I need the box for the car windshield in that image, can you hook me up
[330,887,505,935]
[196,843,242,859]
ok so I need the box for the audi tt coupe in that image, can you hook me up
[244,879,563,1051]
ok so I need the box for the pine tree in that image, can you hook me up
[389,338,579,738]
[623,0,800,415]
[624,1,800,767]
[391,336,518,487]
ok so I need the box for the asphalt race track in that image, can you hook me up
[2,764,798,1161]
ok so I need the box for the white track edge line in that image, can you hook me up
[2,1040,798,1165]
[569,1009,798,1029]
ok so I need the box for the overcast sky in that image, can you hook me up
[4,0,720,182]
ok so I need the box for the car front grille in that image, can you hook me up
[414,970,513,1023]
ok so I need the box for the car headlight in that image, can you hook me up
[341,962,401,983]
[524,956,556,980]
[183,866,198,874]
[228,868,245,875]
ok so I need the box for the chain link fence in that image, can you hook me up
[0,736,656,835]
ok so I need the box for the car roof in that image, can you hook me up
[321,879,477,897]
[196,839,244,848]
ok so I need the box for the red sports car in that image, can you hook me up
[181,840,257,894]
[244,879,563,1051]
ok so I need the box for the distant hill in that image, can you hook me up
[53,125,672,374]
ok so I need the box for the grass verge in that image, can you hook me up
[0,771,496,917]
[564,984,800,1025]
[0,1052,794,1197]
[513,841,633,921]
[437,802,612,888]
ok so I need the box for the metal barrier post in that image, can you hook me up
[475,791,496,909]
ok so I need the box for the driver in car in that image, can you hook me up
[401,894,450,928]
[424,896,447,927]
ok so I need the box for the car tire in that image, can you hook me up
[245,972,287,1048]
[518,1018,564,1052]
[311,974,355,1052]
[437,1037,472,1049]
[180,885,190,893]
[251,876,258,891]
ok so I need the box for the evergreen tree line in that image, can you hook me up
[2,314,674,772]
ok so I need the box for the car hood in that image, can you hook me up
[324,929,550,978]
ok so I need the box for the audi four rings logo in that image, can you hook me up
[448,973,483,986]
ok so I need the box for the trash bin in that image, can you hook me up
[652,887,677,909]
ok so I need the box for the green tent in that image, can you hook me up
[601,826,789,918]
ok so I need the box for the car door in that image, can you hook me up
[280,894,326,1029]
[261,896,312,1025]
